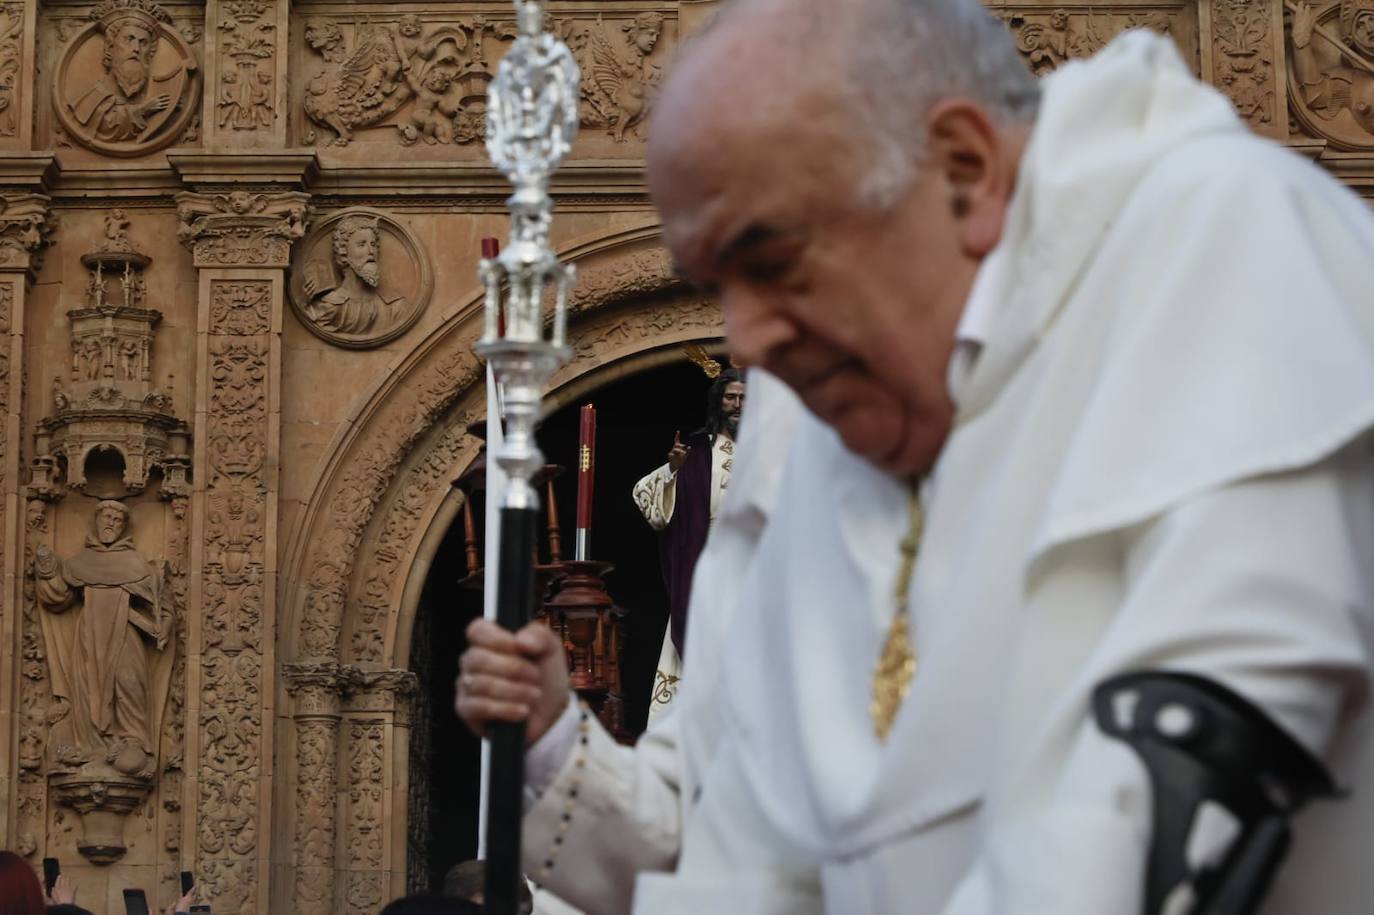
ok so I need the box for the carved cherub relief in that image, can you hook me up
[567,13,666,142]
[54,0,200,156]
[302,15,501,148]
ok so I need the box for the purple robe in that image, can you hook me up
[660,433,714,659]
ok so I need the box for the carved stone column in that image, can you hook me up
[283,661,346,915]
[203,0,290,149]
[0,2,39,149]
[172,152,313,914]
[1199,0,1288,138]
[340,668,417,914]
[0,156,56,851]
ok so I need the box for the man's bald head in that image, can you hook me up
[650,0,1037,209]
[645,0,1038,477]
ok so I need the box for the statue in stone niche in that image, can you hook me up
[34,501,173,779]
[69,2,177,143]
[1292,0,1374,137]
[78,339,103,380]
[119,339,141,380]
[103,209,132,253]
[302,215,410,335]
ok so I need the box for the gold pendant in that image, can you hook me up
[871,612,917,741]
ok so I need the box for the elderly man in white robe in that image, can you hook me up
[458,0,1374,911]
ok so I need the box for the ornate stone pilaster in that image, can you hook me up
[1200,0,1288,137]
[340,668,417,914]
[0,2,38,148]
[284,661,346,915]
[174,153,313,915]
[204,0,290,149]
[0,167,54,852]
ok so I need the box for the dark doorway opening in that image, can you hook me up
[408,356,720,892]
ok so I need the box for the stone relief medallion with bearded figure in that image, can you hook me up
[1289,0,1374,148]
[288,207,433,349]
[53,0,200,157]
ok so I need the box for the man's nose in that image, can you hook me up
[721,286,796,368]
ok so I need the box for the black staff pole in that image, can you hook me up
[474,3,581,910]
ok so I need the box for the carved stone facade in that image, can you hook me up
[0,2,1366,913]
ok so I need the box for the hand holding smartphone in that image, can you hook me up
[42,857,59,897]
[123,888,151,915]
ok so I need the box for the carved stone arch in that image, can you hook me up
[277,219,724,911]
[385,314,727,670]
[280,218,724,666]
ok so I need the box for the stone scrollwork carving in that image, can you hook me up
[1288,0,1374,148]
[1210,0,1279,129]
[994,6,1183,76]
[300,12,680,149]
[34,500,175,862]
[345,719,386,914]
[53,0,201,157]
[303,15,507,147]
[292,709,339,915]
[0,2,24,137]
[288,207,433,349]
[215,0,276,133]
[17,497,51,862]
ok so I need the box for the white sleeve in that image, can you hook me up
[522,703,684,915]
[633,463,677,530]
[944,435,1374,915]
[524,697,581,805]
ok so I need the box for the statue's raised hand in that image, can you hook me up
[1293,2,1315,48]
[668,430,690,473]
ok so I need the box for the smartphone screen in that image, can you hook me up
[180,870,194,894]
[190,906,211,914]
[122,888,151,915]
[42,857,59,895]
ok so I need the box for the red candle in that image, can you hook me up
[575,404,596,560]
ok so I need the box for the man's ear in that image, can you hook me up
[924,99,1014,258]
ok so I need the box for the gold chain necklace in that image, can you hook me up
[870,484,923,741]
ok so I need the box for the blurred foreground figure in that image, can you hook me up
[460,0,1374,910]
[630,0,1374,913]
